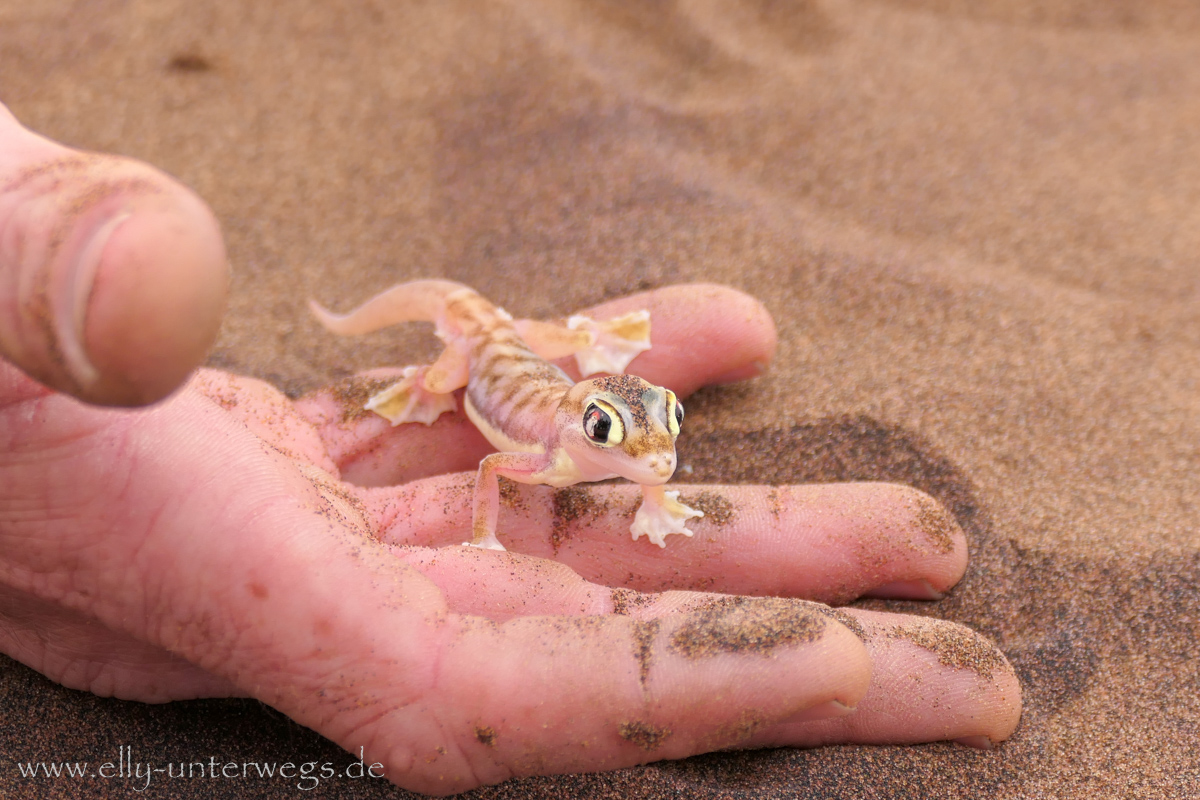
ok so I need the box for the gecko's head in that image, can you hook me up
[558,374,684,485]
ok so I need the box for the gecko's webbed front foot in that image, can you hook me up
[365,365,458,426]
[631,485,704,548]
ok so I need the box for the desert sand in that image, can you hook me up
[3,0,1199,797]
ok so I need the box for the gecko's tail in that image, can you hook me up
[309,279,472,336]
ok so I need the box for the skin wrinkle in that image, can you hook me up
[9,423,151,613]
[328,694,415,756]
[300,469,375,538]
[123,455,309,687]
[428,620,519,789]
[1,194,64,385]
[0,393,96,455]
[1,155,96,194]
[423,613,468,759]
[276,575,450,773]
[140,500,269,685]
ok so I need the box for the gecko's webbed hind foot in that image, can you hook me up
[631,488,704,548]
[567,310,652,376]
[366,366,458,426]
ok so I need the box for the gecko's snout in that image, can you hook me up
[648,453,675,478]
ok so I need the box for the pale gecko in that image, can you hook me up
[311,279,703,551]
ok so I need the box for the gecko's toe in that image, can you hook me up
[461,539,507,552]
[567,310,652,376]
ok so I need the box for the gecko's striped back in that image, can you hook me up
[311,279,576,449]
[444,288,573,448]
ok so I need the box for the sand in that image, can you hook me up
[3,0,1200,797]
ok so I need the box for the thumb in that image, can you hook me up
[0,103,228,406]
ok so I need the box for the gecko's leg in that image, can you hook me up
[421,344,470,394]
[515,310,652,376]
[465,451,555,551]
[365,343,469,426]
[631,484,704,548]
[513,320,594,360]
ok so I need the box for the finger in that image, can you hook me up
[744,609,1022,749]
[427,586,869,793]
[0,103,228,406]
[1,386,869,794]
[389,548,1016,753]
[390,536,861,625]
[294,284,776,485]
[364,475,967,603]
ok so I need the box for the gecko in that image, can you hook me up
[310,279,703,551]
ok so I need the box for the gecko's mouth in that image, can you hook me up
[622,462,675,486]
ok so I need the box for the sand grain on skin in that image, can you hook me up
[889,622,1007,681]
[669,596,827,659]
[618,721,672,752]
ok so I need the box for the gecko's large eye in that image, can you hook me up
[665,390,683,437]
[584,400,624,446]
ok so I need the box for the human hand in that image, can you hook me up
[0,106,1020,795]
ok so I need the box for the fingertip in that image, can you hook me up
[688,284,778,379]
[775,610,1023,748]
[857,485,969,600]
[0,116,228,406]
[82,182,229,405]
